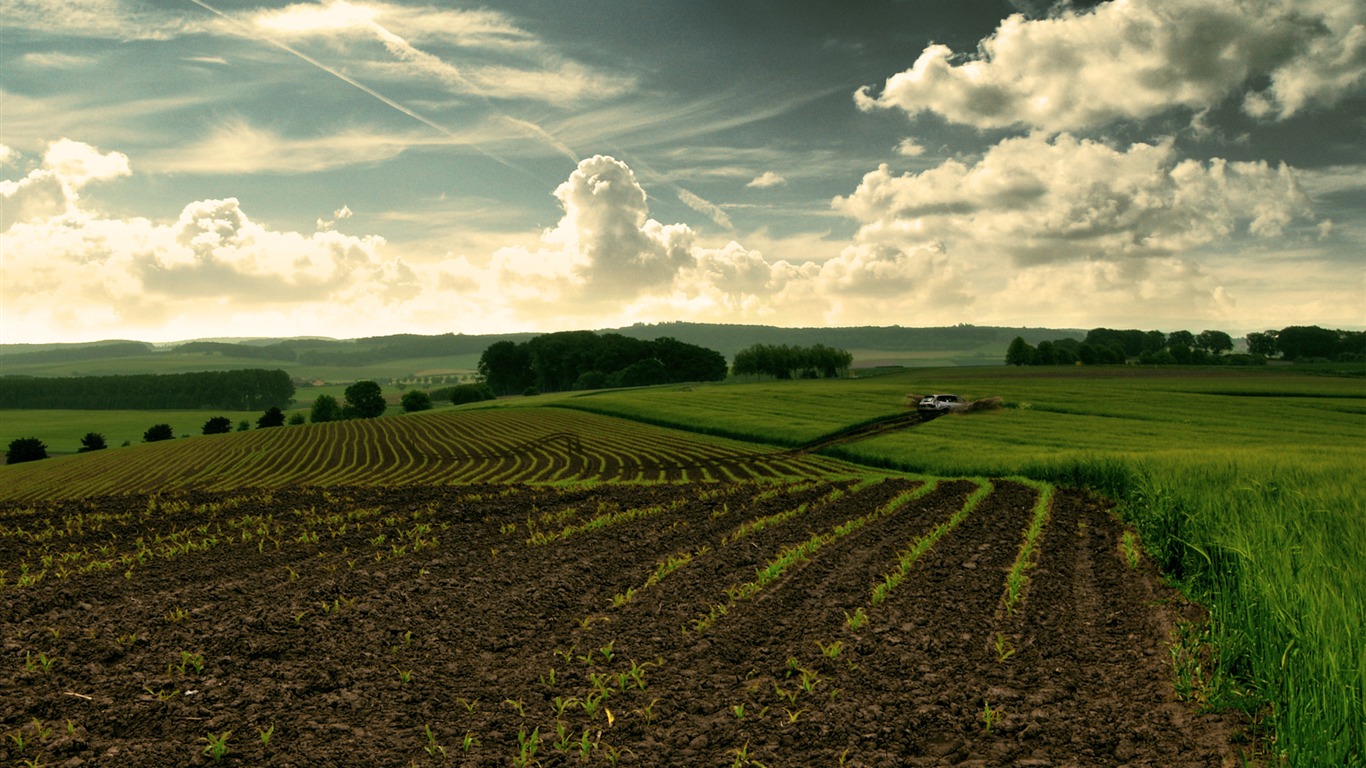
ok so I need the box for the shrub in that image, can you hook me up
[79,432,108,452]
[5,437,48,464]
[257,406,286,428]
[143,424,174,442]
[203,416,233,435]
[447,384,496,405]
[401,390,433,413]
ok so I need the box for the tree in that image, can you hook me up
[1245,330,1279,358]
[342,381,386,419]
[401,390,433,413]
[236,420,251,432]
[478,340,534,396]
[288,412,306,425]
[1167,330,1196,349]
[1196,330,1234,355]
[257,406,286,428]
[310,394,343,423]
[78,432,108,452]
[1276,325,1340,360]
[143,423,174,442]
[202,416,233,435]
[1005,337,1035,366]
[449,384,496,405]
[6,437,48,464]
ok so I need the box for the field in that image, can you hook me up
[2,366,1361,766]
[1,473,1240,767]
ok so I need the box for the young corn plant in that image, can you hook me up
[200,730,231,761]
[423,724,446,758]
[512,726,540,768]
[257,724,274,748]
[981,701,1001,735]
[993,633,1016,663]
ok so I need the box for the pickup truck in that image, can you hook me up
[917,393,968,412]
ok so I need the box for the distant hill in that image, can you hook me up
[0,323,1084,381]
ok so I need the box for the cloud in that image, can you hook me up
[0,139,129,228]
[140,120,432,174]
[895,139,925,157]
[747,171,787,189]
[857,0,1366,131]
[2,0,201,40]
[250,0,632,107]
[834,133,1313,266]
[2,140,421,341]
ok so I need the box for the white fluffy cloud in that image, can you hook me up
[2,140,418,340]
[834,133,1312,266]
[747,171,787,189]
[857,0,1366,130]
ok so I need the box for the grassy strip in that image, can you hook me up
[869,479,989,606]
[1000,479,1054,614]
[690,486,923,634]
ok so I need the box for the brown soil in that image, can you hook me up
[0,480,1246,767]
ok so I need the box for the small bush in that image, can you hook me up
[79,432,108,452]
[143,424,174,442]
[6,437,48,464]
[447,384,496,406]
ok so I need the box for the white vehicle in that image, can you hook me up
[917,393,968,412]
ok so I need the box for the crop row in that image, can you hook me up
[0,408,857,502]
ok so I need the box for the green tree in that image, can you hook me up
[1005,336,1036,366]
[288,412,307,425]
[257,406,286,428]
[1276,325,1340,360]
[6,437,49,464]
[478,340,534,396]
[448,383,496,405]
[1196,330,1234,355]
[78,432,108,452]
[343,381,386,419]
[401,390,432,413]
[1246,330,1279,357]
[202,416,233,435]
[236,420,251,432]
[143,423,174,442]
[310,394,343,423]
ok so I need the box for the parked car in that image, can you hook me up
[917,393,968,412]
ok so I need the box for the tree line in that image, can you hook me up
[478,332,728,395]
[0,369,295,410]
[1006,325,1365,366]
[730,343,854,379]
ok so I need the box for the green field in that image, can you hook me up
[1,365,1361,765]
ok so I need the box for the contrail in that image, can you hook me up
[184,0,533,176]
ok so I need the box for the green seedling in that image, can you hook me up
[394,667,413,684]
[731,703,747,720]
[257,724,274,748]
[457,697,479,713]
[982,701,1001,734]
[551,696,579,718]
[24,651,57,675]
[423,724,446,757]
[845,607,868,631]
[553,721,573,751]
[172,651,204,676]
[164,606,190,623]
[201,730,231,761]
[512,726,540,768]
[504,698,526,717]
[784,708,806,724]
[817,639,844,661]
[9,730,26,752]
[460,732,479,752]
[598,640,615,662]
[993,633,1016,662]
[577,728,595,762]
[637,698,660,725]
[539,667,557,688]
[1120,530,1142,569]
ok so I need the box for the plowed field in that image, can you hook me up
[1,478,1242,767]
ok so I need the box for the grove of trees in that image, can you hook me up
[400,390,432,413]
[1007,325,1364,366]
[730,344,854,379]
[310,395,343,423]
[0,369,295,410]
[477,332,728,395]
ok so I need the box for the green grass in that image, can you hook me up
[1,409,267,455]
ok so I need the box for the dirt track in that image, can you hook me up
[0,479,1244,767]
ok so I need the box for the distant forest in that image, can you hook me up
[1007,325,1366,366]
[0,369,295,410]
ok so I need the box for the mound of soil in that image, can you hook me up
[0,480,1246,767]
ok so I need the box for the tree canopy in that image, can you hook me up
[202,416,233,435]
[731,344,854,379]
[477,332,727,395]
[342,381,386,419]
[0,369,294,410]
[6,437,48,464]
[143,424,174,442]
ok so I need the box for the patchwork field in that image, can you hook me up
[1,476,1237,767]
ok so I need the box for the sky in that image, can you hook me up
[2,0,1364,344]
